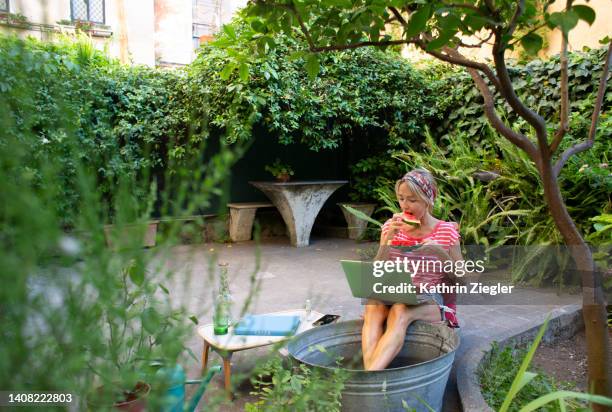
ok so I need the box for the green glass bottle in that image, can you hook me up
[213,262,231,335]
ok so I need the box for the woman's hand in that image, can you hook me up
[380,213,418,245]
[388,213,418,234]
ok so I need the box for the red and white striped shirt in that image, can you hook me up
[381,219,461,327]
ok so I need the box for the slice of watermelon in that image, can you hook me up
[401,212,420,227]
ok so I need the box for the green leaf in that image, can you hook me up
[250,19,266,33]
[571,5,595,26]
[141,308,161,334]
[341,204,382,227]
[593,223,611,232]
[239,62,249,81]
[425,29,457,51]
[158,283,169,295]
[219,63,236,80]
[305,54,320,79]
[558,398,567,412]
[189,315,199,325]
[516,371,538,393]
[463,14,490,32]
[548,10,579,36]
[126,260,144,286]
[222,24,237,40]
[520,33,543,56]
[288,50,306,61]
[519,391,612,411]
[499,315,550,412]
[404,5,431,39]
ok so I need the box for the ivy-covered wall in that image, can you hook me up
[433,46,611,145]
[0,35,204,226]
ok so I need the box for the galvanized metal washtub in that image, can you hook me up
[287,319,460,412]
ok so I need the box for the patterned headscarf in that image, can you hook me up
[403,170,437,203]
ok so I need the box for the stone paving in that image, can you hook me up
[161,237,581,411]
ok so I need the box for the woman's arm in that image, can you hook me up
[448,243,467,285]
[448,243,463,262]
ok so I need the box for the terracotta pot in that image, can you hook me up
[89,382,150,412]
[113,382,150,412]
[276,173,290,183]
[103,221,159,250]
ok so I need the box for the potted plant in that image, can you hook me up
[0,12,30,28]
[86,259,194,410]
[265,159,295,182]
[103,220,160,250]
[74,19,94,33]
[103,181,160,249]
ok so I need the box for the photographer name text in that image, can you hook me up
[372,282,514,296]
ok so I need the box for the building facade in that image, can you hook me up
[0,0,247,66]
[2,1,607,66]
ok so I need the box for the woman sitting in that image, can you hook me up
[362,168,462,370]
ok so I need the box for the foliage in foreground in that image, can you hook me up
[480,317,612,412]
[244,356,347,412]
[481,342,579,411]
[0,35,242,410]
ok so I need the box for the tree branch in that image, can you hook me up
[309,39,414,52]
[492,29,548,153]
[388,7,408,27]
[553,41,612,176]
[443,2,487,15]
[457,31,494,48]
[384,15,400,24]
[285,3,414,53]
[588,41,612,142]
[550,19,570,154]
[287,2,317,50]
[506,0,525,38]
[484,0,501,20]
[468,68,541,169]
[414,37,503,91]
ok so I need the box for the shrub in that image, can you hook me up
[0,34,242,409]
[0,35,202,226]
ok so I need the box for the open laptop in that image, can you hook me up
[340,260,418,305]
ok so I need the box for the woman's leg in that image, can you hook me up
[361,301,389,369]
[366,303,440,371]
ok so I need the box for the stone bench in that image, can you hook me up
[158,214,217,243]
[338,203,377,240]
[228,202,275,242]
[158,214,215,223]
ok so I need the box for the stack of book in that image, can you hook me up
[233,314,301,336]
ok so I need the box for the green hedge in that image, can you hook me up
[433,47,612,146]
[0,35,204,225]
[191,22,437,152]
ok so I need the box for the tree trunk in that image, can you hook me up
[539,153,611,406]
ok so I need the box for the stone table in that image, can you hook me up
[249,180,348,247]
